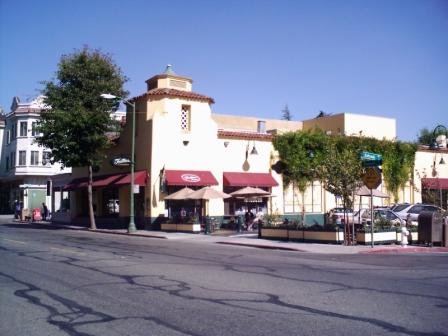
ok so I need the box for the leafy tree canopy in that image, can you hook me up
[36,46,128,168]
[273,130,417,204]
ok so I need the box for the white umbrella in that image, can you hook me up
[164,186,194,200]
[229,186,271,197]
[355,185,389,198]
[187,186,231,200]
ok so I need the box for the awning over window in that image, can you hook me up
[223,172,278,187]
[63,170,148,190]
[115,170,148,186]
[164,170,218,186]
[422,178,448,189]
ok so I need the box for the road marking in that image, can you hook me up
[2,238,27,244]
[50,247,86,255]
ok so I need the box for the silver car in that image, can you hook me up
[393,204,441,221]
[353,208,404,226]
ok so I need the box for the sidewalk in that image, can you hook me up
[6,217,448,254]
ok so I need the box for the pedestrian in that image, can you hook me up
[14,200,20,219]
[180,207,187,223]
[42,203,49,221]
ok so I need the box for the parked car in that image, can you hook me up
[353,208,404,226]
[393,204,442,222]
[328,207,354,225]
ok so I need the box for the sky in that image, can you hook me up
[1,0,447,141]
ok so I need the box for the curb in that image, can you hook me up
[359,247,448,254]
[216,241,306,252]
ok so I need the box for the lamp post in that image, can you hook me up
[100,93,137,233]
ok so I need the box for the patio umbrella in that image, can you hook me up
[164,186,194,200]
[229,186,271,198]
[186,187,232,230]
[355,185,389,198]
[187,186,232,200]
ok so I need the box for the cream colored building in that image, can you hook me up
[303,112,396,140]
[59,66,446,230]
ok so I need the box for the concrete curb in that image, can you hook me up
[216,241,306,252]
[360,247,448,254]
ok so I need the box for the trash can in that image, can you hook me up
[418,211,443,246]
[32,208,42,221]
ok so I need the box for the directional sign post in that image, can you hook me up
[362,167,382,189]
[362,166,382,248]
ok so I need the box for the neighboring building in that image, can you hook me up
[303,112,396,140]
[0,96,71,214]
[410,147,448,208]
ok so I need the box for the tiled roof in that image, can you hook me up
[132,88,214,104]
[218,129,273,141]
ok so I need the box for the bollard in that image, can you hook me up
[444,222,448,247]
[400,225,409,247]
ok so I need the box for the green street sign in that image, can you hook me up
[362,159,383,167]
[360,151,382,162]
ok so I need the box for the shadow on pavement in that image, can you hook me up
[2,222,71,230]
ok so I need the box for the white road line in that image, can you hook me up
[2,238,27,244]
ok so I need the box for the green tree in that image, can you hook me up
[417,127,433,145]
[318,136,363,244]
[281,104,293,121]
[36,47,128,229]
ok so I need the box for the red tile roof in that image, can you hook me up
[218,129,273,141]
[132,88,214,104]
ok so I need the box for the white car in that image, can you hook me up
[353,208,404,226]
[393,204,441,221]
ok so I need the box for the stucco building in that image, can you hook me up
[58,66,446,229]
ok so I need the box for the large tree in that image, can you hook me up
[36,47,128,229]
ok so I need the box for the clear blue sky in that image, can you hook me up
[1,0,447,141]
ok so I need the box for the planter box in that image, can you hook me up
[304,230,344,244]
[395,231,419,244]
[288,230,304,240]
[356,231,396,245]
[261,228,288,240]
[161,223,201,233]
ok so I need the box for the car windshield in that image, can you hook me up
[393,204,409,212]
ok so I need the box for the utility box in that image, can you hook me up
[418,211,443,246]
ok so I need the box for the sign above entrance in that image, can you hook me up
[111,156,131,167]
[165,170,218,186]
[181,174,201,183]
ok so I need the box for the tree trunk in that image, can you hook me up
[301,191,306,226]
[87,165,96,230]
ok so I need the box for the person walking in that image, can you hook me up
[42,203,49,221]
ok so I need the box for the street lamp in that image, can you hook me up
[100,93,137,233]
[430,125,447,150]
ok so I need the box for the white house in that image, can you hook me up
[0,96,71,214]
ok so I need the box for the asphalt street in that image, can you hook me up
[1,220,447,336]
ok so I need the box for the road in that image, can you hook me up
[1,220,447,336]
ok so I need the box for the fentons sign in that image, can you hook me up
[111,157,131,167]
[181,174,201,183]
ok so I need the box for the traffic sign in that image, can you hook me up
[360,151,382,162]
[362,166,382,189]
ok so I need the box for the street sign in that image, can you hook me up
[360,151,382,162]
[362,166,382,189]
[362,159,382,167]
